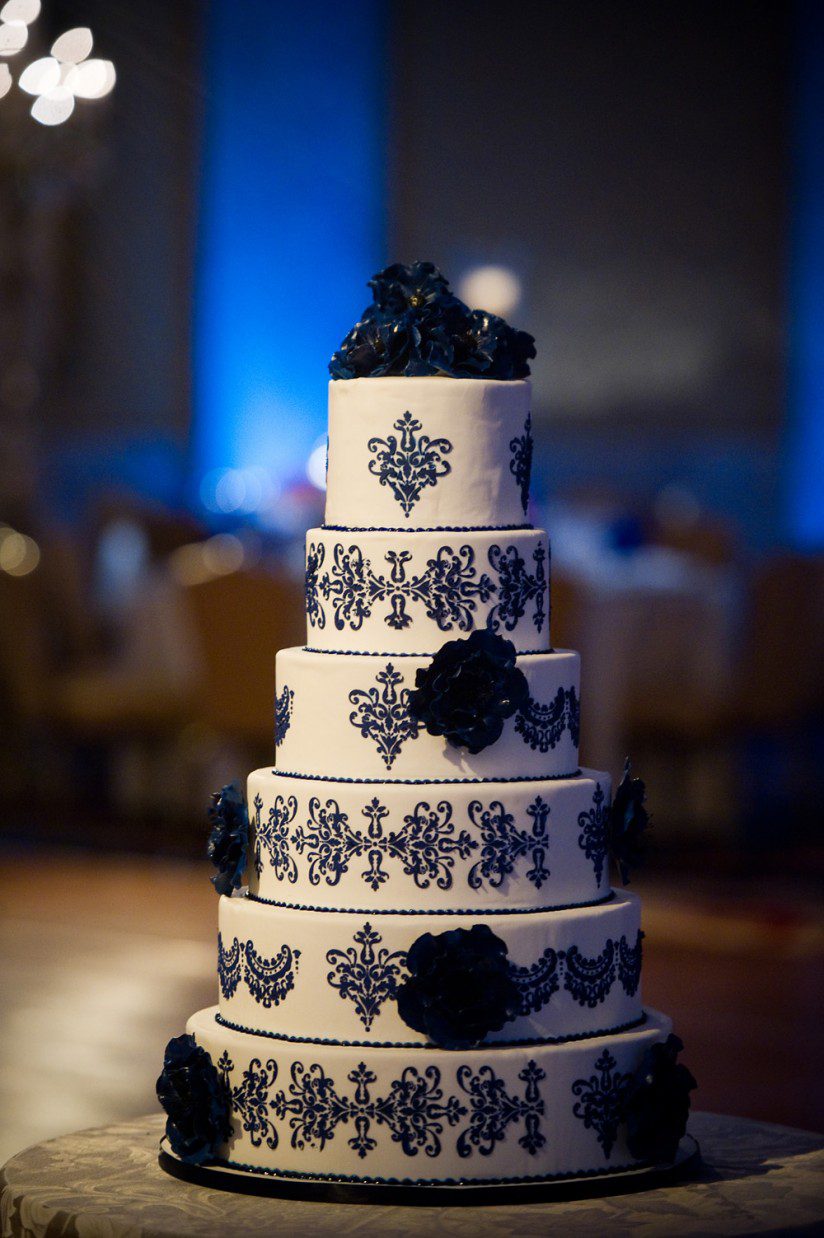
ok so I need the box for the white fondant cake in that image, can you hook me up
[305,526,549,654]
[187,1006,673,1182]
[163,275,693,1190]
[246,768,613,911]
[274,647,580,780]
[216,891,642,1044]
[325,377,531,529]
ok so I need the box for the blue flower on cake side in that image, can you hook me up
[329,262,536,380]
[409,629,529,755]
[156,1033,230,1164]
[610,759,650,884]
[395,924,520,1050]
[624,1034,697,1163]
[207,781,249,896]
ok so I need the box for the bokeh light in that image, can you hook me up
[457,265,523,318]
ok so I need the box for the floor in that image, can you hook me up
[1,849,822,1165]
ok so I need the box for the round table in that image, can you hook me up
[1,1112,822,1236]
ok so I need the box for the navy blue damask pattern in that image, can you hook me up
[617,931,644,997]
[456,1060,546,1157]
[367,411,453,517]
[286,796,476,892]
[326,923,408,1031]
[274,1060,465,1159]
[487,543,547,635]
[252,792,299,883]
[305,543,325,630]
[515,686,579,753]
[509,412,533,515]
[218,933,242,999]
[244,941,301,1008]
[348,663,422,769]
[222,1053,280,1151]
[577,783,609,883]
[217,931,300,1008]
[507,931,642,1015]
[274,685,294,746]
[562,941,618,1008]
[467,795,551,891]
[571,1050,635,1158]
[316,542,495,634]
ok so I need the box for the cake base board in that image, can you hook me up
[158,1134,700,1205]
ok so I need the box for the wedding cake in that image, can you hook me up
[157,263,696,1190]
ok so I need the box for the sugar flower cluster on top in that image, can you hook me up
[329,261,536,380]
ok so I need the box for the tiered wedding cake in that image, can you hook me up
[158,264,695,1189]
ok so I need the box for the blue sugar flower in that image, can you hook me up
[329,313,418,380]
[409,629,529,754]
[624,1034,697,1163]
[368,261,454,315]
[329,262,536,380]
[156,1033,231,1164]
[396,924,520,1049]
[610,759,650,884]
[207,781,249,896]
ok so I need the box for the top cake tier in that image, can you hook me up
[324,377,532,530]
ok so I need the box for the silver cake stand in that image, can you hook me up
[157,1133,700,1204]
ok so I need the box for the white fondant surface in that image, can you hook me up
[325,378,531,529]
[247,767,612,911]
[275,647,580,781]
[188,1005,672,1182]
[305,526,550,654]
[217,891,642,1044]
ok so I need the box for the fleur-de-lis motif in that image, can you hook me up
[319,541,499,635]
[367,411,453,517]
[467,795,551,891]
[275,685,294,746]
[515,686,578,753]
[267,795,476,892]
[457,1060,546,1157]
[293,797,365,887]
[326,923,408,1031]
[348,663,422,769]
[487,544,547,635]
[509,411,533,515]
[252,792,299,883]
[571,1050,634,1158]
[272,1060,465,1160]
[577,783,609,883]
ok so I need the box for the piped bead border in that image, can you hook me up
[270,770,583,785]
[243,890,615,916]
[321,523,533,534]
[303,646,550,658]
[213,1009,647,1050]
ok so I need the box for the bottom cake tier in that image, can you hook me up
[187,1005,672,1184]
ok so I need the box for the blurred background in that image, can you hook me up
[1,0,822,1161]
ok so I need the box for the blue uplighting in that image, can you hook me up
[787,1,824,547]
[194,2,387,502]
